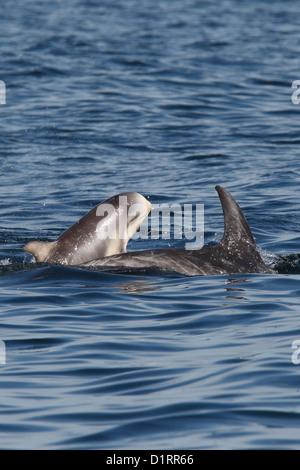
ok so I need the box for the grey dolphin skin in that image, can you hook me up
[23,186,272,276]
[24,192,151,265]
[79,186,272,276]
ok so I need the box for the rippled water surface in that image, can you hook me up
[1,0,300,449]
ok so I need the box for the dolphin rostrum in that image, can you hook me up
[23,192,151,265]
[78,186,272,276]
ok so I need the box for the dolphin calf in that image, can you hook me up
[78,186,272,276]
[24,192,151,265]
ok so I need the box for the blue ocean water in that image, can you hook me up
[1,0,300,449]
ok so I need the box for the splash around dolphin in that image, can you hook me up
[24,186,272,276]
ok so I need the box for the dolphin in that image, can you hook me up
[23,192,151,265]
[78,186,272,276]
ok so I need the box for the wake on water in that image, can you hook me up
[1,249,300,276]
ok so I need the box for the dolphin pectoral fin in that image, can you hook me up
[215,186,256,247]
[23,240,57,262]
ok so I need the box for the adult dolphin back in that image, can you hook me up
[79,186,272,276]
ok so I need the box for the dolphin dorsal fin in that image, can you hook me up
[215,186,256,247]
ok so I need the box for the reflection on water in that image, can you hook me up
[226,288,247,301]
[226,278,250,285]
[224,277,248,301]
[115,279,161,294]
